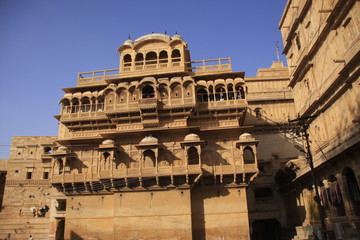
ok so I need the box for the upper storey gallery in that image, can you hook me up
[76,33,233,86]
[58,33,247,134]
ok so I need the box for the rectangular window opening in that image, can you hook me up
[26,172,32,180]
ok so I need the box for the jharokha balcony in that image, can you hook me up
[51,163,258,194]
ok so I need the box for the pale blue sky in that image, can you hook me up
[0,0,287,158]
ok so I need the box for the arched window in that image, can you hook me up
[123,54,132,67]
[117,89,127,103]
[197,89,208,102]
[44,147,52,154]
[171,49,181,62]
[243,147,255,164]
[71,99,79,113]
[145,52,157,65]
[62,99,71,114]
[143,150,156,168]
[135,53,144,65]
[188,147,199,165]
[129,86,138,102]
[159,50,168,63]
[345,168,360,215]
[142,85,155,98]
[81,98,90,112]
[215,87,226,101]
[159,86,168,101]
[170,83,182,99]
[228,85,234,100]
[102,152,110,170]
[236,85,245,99]
[97,96,104,111]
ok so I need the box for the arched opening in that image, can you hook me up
[81,98,90,112]
[344,168,360,215]
[159,50,168,63]
[129,86,138,102]
[170,83,182,99]
[102,152,110,170]
[61,99,70,114]
[243,147,255,164]
[227,84,234,100]
[171,49,181,62]
[197,88,208,102]
[184,81,193,98]
[97,96,104,111]
[142,85,155,98]
[123,54,132,66]
[215,87,227,101]
[145,52,157,65]
[117,89,127,104]
[188,147,199,165]
[235,85,245,99]
[159,85,168,101]
[44,147,52,154]
[135,53,144,65]
[106,91,116,105]
[71,99,79,113]
[143,150,156,168]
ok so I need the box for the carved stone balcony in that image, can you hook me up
[138,98,158,109]
[51,163,257,185]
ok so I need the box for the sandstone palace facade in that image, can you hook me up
[0,1,359,240]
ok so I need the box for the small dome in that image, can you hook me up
[102,139,115,145]
[109,83,117,88]
[239,133,252,139]
[171,34,183,40]
[134,33,171,43]
[123,39,133,46]
[58,146,68,151]
[140,135,158,144]
[184,133,200,141]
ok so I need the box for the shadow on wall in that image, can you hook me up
[191,185,230,240]
[70,231,84,240]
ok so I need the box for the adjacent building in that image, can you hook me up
[279,0,360,239]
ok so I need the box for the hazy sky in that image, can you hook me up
[0,0,287,158]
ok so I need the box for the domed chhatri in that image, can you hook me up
[140,135,158,144]
[102,139,115,145]
[171,34,183,40]
[134,33,172,43]
[122,39,133,46]
[239,133,253,140]
[184,133,200,141]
